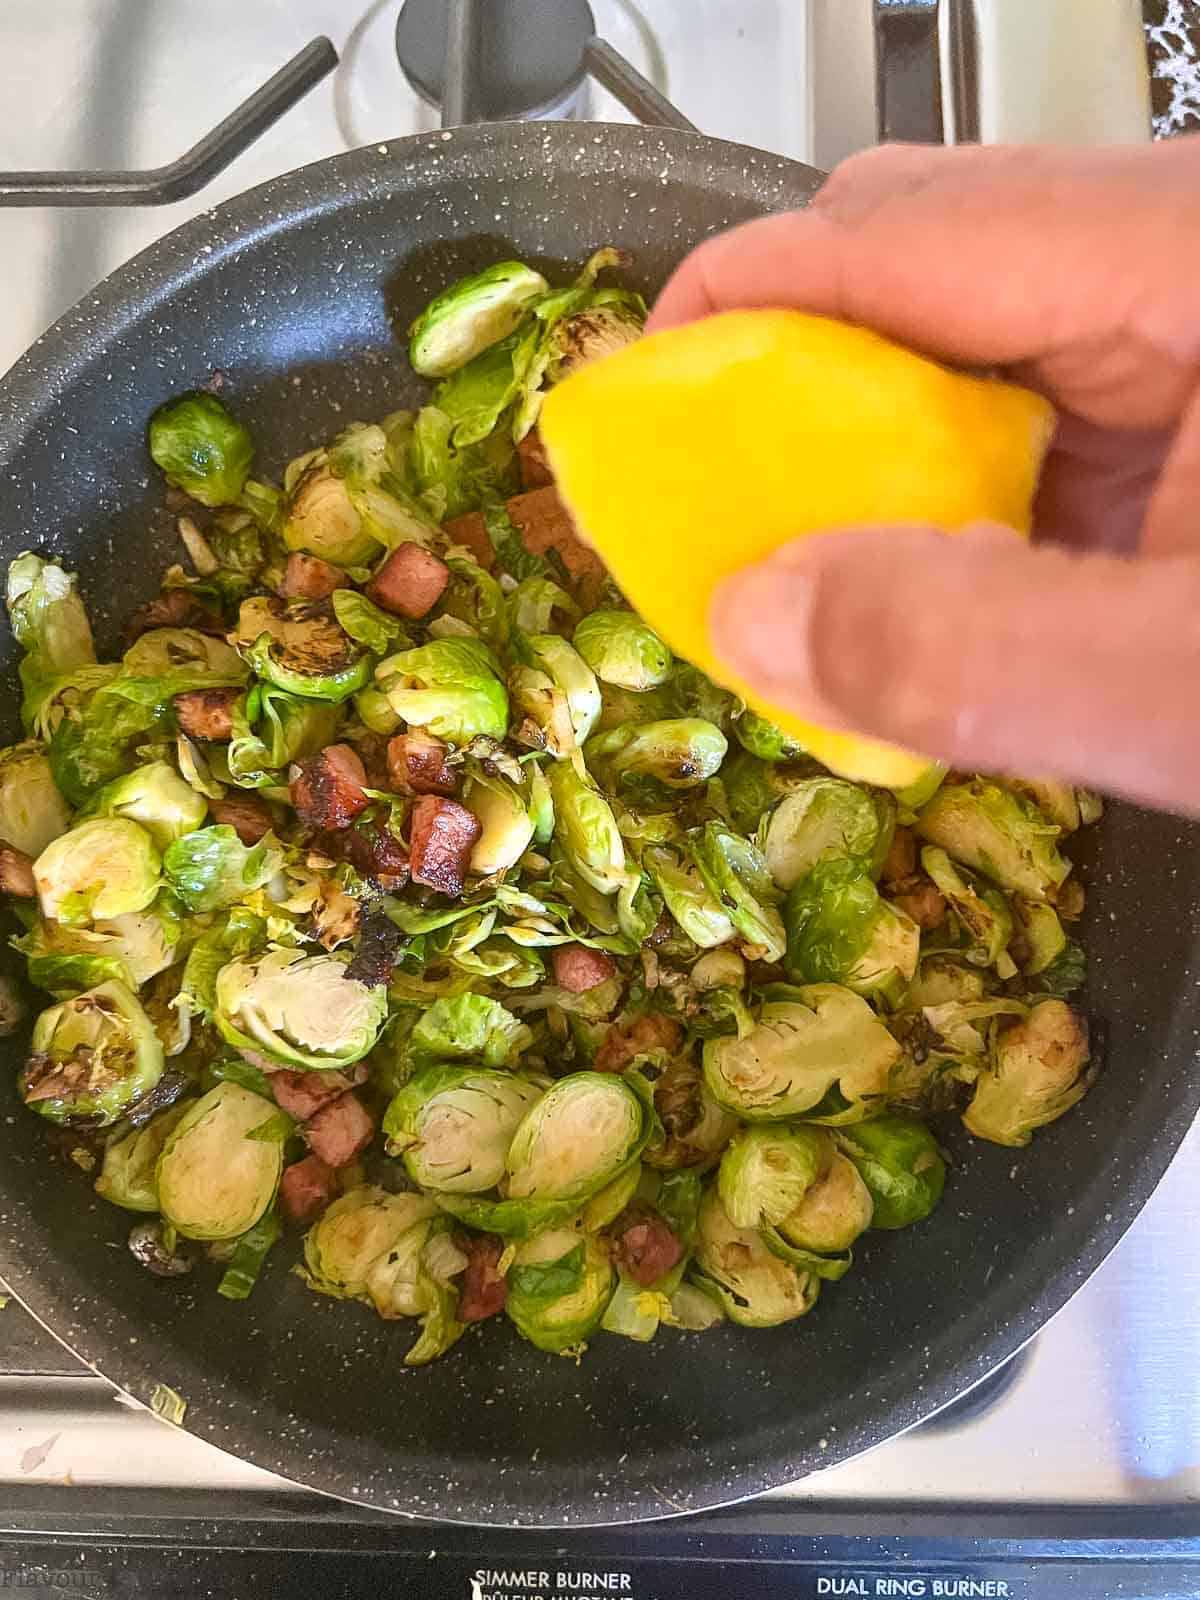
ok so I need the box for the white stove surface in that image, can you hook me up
[2,0,1195,1516]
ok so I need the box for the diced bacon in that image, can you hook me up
[173,687,240,742]
[366,543,450,619]
[595,1013,682,1074]
[280,553,348,601]
[278,1155,337,1225]
[290,744,370,831]
[441,511,493,570]
[304,1091,376,1168]
[608,1206,684,1288]
[322,821,409,891]
[351,732,392,791]
[269,1068,357,1122]
[208,794,275,845]
[889,878,947,931]
[0,841,36,898]
[881,826,917,886]
[506,486,605,588]
[552,945,616,994]
[387,731,458,797]
[408,795,482,898]
[456,1234,508,1323]
[517,429,554,489]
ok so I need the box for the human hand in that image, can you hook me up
[648,139,1200,814]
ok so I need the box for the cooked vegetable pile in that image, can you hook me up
[2,251,1096,1365]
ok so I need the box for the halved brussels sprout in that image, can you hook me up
[572,611,673,690]
[643,844,735,948]
[719,749,815,835]
[80,761,207,849]
[7,554,96,721]
[732,708,805,764]
[906,956,988,1010]
[836,1114,945,1230]
[915,780,1070,903]
[964,1000,1090,1147]
[759,778,894,891]
[776,1146,873,1253]
[464,769,535,875]
[586,719,727,790]
[784,860,919,1009]
[645,1056,740,1172]
[162,825,283,912]
[384,1064,543,1193]
[20,903,182,993]
[1011,899,1067,977]
[148,392,254,507]
[920,847,1013,971]
[1005,777,1082,834]
[34,818,161,925]
[717,1124,827,1230]
[506,1228,614,1354]
[157,1081,282,1241]
[283,423,435,566]
[234,596,372,702]
[547,758,627,895]
[214,949,388,1070]
[376,638,508,743]
[691,948,747,992]
[122,628,244,679]
[95,1101,191,1212]
[688,823,786,963]
[692,1188,818,1328]
[0,741,71,857]
[547,299,644,381]
[20,981,165,1127]
[409,261,549,378]
[522,634,601,749]
[506,1072,651,1203]
[702,984,900,1121]
[303,1187,437,1299]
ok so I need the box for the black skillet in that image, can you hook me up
[0,20,1197,1531]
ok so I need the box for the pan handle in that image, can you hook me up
[583,38,698,132]
[0,37,338,208]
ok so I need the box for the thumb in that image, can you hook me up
[709,526,1200,815]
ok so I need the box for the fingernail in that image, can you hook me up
[710,563,820,709]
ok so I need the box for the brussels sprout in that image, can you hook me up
[572,611,673,690]
[234,596,372,703]
[692,1188,818,1328]
[409,261,549,378]
[784,860,919,1008]
[717,1124,827,1230]
[586,719,727,791]
[776,1147,874,1254]
[122,628,244,679]
[34,818,160,926]
[1011,898,1068,977]
[163,825,283,912]
[383,1064,543,1192]
[410,406,519,524]
[522,634,601,750]
[906,956,989,1010]
[915,780,1071,903]
[464,769,536,875]
[148,393,254,507]
[506,1228,615,1354]
[547,300,644,382]
[581,1163,643,1232]
[836,1114,945,1229]
[508,576,579,638]
[79,761,207,849]
[506,1072,651,1203]
[643,844,734,949]
[547,758,627,895]
[330,589,406,654]
[963,1000,1091,1147]
[891,762,947,811]
[283,423,435,566]
[920,847,1014,972]
[20,903,182,993]
[0,742,71,857]
[1035,940,1088,999]
[7,554,97,725]
[732,708,805,763]
[440,559,510,651]
[688,823,786,963]
[376,638,508,743]
[759,778,894,891]
[507,664,578,759]
[691,948,747,991]
[409,993,533,1068]
[363,1212,467,1366]
[303,1187,437,1298]
[19,981,165,1127]
[1005,777,1082,834]
[431,325,537,448]
[227,685,340,785]
[95,1101,191,1212]
[157,1081,282,1241]
[645,1056,740,1172]
[702,984,900,1121]
[719,749,812,835]
[353,684,401,737]
[669,663,738,733]
[214,949,388,1070]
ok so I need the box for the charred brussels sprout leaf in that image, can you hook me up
[836,1114,945,1229]
[573,611,673,690]
[235,597,372,703]
[34,818,161,925]
[214,949,388,1070]
[760,778,894,891]
[964,1000,1091,1147]
[409,261,549,378]
[18,902,182,994]
[784,859,919,1008]
[20,981,164,1127]
[645,1057,740,1173]
[915,779,1070,903]
[156,1081,282,1241]
[506,1229,614,1354]
[692,1187,818,1328]
[920,847,1014,971]
[376,638,508,743]
[149,393,254,507]
[383,1064,543,1192]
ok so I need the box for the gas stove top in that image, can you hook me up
[2,2,1200,1587]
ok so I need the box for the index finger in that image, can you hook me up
[647,140,1200,433]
